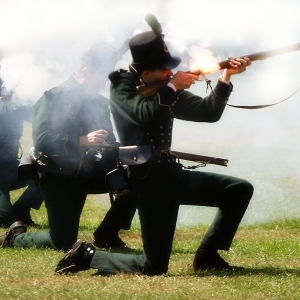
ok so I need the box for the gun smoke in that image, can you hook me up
[0,0,299,225]
[189,46,220,74]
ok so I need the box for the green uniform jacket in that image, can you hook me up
[32,76,116,176]
[0,98,31,163]
[110,68,232,150]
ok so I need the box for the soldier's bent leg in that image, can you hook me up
[91,250,146,275]
[0,161,23,226]
[12,182,44,225]
[13,174,88,250]
[93,192,136,235]
[0,187,16,227]
[55,239,147,275]
[13,182,43,210]
[13,231,55,248]
[13,179,86,249]
[181,171,253,250]
[43,175,87,250]
[131,167,180,275]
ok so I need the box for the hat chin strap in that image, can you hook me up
[129,65,144,85]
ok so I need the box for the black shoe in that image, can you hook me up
[193,248,245,271]
[13,207,36,226]
[55,239,95,275]
[93,234,127,249]
[0,221,27,247]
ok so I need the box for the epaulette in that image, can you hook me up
[44,90,54,100]
[44,85,69,100]
[109,69,127,83]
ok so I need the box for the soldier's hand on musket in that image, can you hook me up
[79,129,109,147]
[221,57,251,81]
[169,70,199,90]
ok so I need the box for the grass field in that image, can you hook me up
[4,123,299,299]
[1,189,299,300]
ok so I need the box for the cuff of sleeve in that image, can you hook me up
[213,80,233,102]
[218,75,230,85]
[167,82,177,92]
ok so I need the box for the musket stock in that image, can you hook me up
[137,43,300,97]
[136,72,201,97]
[171,150,228,166]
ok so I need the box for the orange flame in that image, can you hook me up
[189,46,220,74]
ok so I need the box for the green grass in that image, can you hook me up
[4,123,299,299]
[0,189,299,300]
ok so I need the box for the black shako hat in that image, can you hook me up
[81,40,128,75]
[129,14,181,70]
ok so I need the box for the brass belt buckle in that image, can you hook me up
[160,146,169,155]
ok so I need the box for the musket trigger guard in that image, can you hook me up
[195,77,204,82]
[195,73,205,81]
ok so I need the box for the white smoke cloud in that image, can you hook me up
[1,0,299,223]
[1,0,299,103]
[0,0,160,102]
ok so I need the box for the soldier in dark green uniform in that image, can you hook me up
[0,41,136,251]
[53,18,253,276]
[0,77,43,226]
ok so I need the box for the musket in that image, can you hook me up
[137,43,300,97]
[102,143,228,167]
[171,150,228,167]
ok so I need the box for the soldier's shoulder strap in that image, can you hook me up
[109,69,128,83]
[44,82,71,101]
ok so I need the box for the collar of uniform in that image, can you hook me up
[129,65,143,85]
[68,75,91,100]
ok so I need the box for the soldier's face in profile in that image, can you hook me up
[141,69,173,84]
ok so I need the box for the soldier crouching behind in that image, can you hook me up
[0,41,136,251]
[0,77,43,226]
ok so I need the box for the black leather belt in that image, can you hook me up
[152,147,177,165]
[152,147,176,159]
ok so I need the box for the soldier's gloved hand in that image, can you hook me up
[79,129,109,147]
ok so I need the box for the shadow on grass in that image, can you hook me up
[95,247,143,255]
[0,223,49,231]
[27,223,49,229]
[83,267,300,278]
[194,267,300,277]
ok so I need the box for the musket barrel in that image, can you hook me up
[136,43,300,96]
[171,150,228,166]
[218,43,300,69]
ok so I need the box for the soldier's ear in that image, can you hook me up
[81,67,89,79]
[140,70,151,82]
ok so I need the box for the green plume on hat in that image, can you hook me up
[145,13,163,37]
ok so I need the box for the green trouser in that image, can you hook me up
[89,162,253,275]
[12,182,43,210]
[14,172,136,250]
[0,160,43,227]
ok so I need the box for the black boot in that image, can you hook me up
[193,248,245,271]
[55,239,95,274]
[93,226,127,249]
[0,221,27,247]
